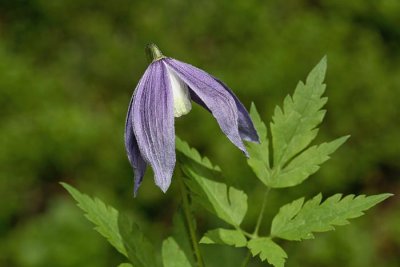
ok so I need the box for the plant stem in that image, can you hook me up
[235,226,254,239]
[178,174,205,267]
[241,187,272,267]
[253,187,271,236]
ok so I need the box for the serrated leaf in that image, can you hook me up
[118,214,159,267]
[162,237,193,267]
[117,264,133,267]
[61,182,126,256]
[247,58,348,188]
[270,57,327,168]
[200,228,247,247]
[176,138,248,226]
[247,104,272,184]
[271,193,393,241]
[247,237,287,267]
[270,135,349,187]
[176,136,221,172]
[186,176,248,226]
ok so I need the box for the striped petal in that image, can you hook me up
[188,77,259,143]
[125,97,147,196]
[132,61,176,192]
[213,78,259,143]
[165,58,249,155]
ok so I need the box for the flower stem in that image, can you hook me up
[178,174,205,267]
[145,43,165,63]
[253,187,271,236]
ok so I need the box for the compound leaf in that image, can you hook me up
[247,58,348,188]
[271,193,392,241]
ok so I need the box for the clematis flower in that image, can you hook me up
[125,44,259,195]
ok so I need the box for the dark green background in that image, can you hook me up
[1,0,399,266]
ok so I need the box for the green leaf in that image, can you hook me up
[61,182,126,256]
[270,135,349,187]
[247,58,348,188]
[247,237,287,267]
[247,104,272,184]
[175,136,221,172]
[176,137,248,226]
[118,214,159,267]
[186,176,248,226]
[200,228,247,247]
[117,264,133,267]
[271,193,393,241]
[162,237,193,267]
[270,57,327,168]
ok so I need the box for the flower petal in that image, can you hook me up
[213,78,259,143]
[188,77,259,143]
[125,97,147,196]
[132,61,176,192]
[165,58,248,155]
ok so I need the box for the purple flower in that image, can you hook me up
[125,44,259,195]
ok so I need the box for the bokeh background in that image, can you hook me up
[1,0,399,266]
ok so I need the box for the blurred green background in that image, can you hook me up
[1,0,399,266]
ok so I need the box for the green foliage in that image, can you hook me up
[200,229,247,247]
[271,57,328,168]
[247,58,349,188]
[117,264,133,267]
[246,104,270,178]
[247,238,287,267]
[59,58,393,267]
[274,136,349,187]
[162,237,192,267]
[61,183,126,256]
[172,211,195,265]
[179,59,392,267]
[187,175,247,227]
[179,137,390,266]
[176,138,248,227]
[2,1,400,267]
[175,137,221,172]
[271,193,392,241]
[62,183,159,267]
[118,214,159,267]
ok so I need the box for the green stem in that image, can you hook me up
[145,43,165,63]
[241,187,271,266]
[178,174,205,267]
[253,187,271,236]
[235,226,254,239]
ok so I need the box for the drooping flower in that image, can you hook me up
[125,44,259,195]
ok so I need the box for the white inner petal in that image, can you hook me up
[166,65,192,117]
